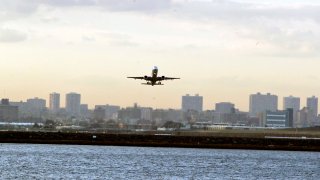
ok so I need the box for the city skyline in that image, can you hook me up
[3,91,320,113]
[2,1,320,110]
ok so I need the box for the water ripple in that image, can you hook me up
[0,144,319,179]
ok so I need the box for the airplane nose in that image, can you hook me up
[154,66,158,70]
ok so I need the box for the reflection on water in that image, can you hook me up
[0,144,319,179]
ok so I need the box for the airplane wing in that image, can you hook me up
[127,76,152,81]
[157,77,180,81]
[127,77,145,80]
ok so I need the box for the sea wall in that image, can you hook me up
[0,131,319,151]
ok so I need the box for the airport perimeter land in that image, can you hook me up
[0,128,320,151]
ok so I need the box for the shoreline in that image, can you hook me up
[0,131,319,151]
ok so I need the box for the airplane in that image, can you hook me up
[127,66,180,86]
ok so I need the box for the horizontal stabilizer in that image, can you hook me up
[141,83,164,86]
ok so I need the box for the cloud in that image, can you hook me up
[0,0,172,13]
[82,35,95,42]
[235,23,320,56]
[1,1,320,22]
[97,0,172,13]
[0,0,39,13]
[109,39,139,47]
[98,32,139,47]
[193,1,320,20]
[159,0,320,55]
[45,0,96,7]
[0,27,27,42]
[1,0,320,52]
[41,16,59,23]
[0,0,173,22]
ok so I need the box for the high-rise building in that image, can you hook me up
[249,92,278,117]
[215,102,235,114]
[307,96,318,117]
[283,96,300,112]
[283,96,300,126]
[297,107,314,127]
[182,94,203,112]
[49,92,60,113]
[66,92,81,117]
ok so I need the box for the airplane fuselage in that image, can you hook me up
[150,67,159,85]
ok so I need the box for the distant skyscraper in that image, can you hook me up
[307,96,318,117]
[297,107,314,127]
[66,92,81,117]
[49,92,60,113]
[182,94,203,112]
[215,102,235,114]
[283,95,300,126]
[249,92,278,117]
[283,95,300,112]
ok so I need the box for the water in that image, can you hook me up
[0,144,319,179]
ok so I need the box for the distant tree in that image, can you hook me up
[106,119,116,124]
[106,119,117,129]
[162,121,182,129]
[44,119,56,129]
[33,123,41,128]
[79,120,90,127]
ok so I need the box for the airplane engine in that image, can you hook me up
[144,75,148,80]
[161,76,165,80]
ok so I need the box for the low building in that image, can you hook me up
[93,107,106,121]
[0,99,18,122]
[152,109,183,126]
[80,104,89,118]
[215,102,235,114]
[264,109,293,128]
[95,104,120,120]
[118,104,141,125]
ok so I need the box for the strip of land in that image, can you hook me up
[0,129,319,151]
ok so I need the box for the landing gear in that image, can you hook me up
[158,82,162,85]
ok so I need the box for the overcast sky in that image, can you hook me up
[1,0,320,110]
